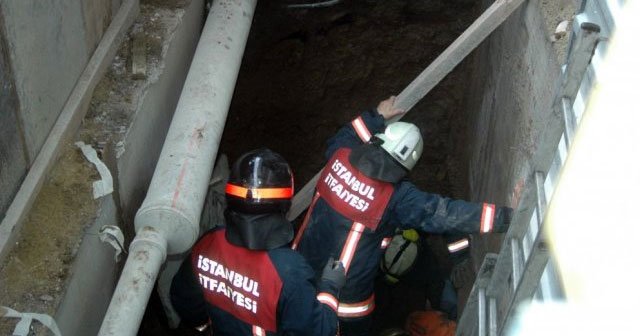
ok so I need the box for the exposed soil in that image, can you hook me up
[0,144,98,335]
[221,0,477,202]
[540,0,581,63]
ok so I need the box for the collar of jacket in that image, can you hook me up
[224,209,293,250]
[348,143,408,183]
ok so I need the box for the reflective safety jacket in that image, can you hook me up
[171,227,340,335]
[293,109,509,319]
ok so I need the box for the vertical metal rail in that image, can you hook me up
[457,254,498,336]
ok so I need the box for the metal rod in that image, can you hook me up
[562,97,576,148]
[534,171,547,224]
[489,297,498,336]
[510,238,522,291]
[498,238,549,335]
[478,288,487,336]
[561,23,601,100]
[456,254,498,336]
[286,0,340,9]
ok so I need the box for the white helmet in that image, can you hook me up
[375,122,423,171]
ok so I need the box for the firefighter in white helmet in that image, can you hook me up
[292,96,513,335]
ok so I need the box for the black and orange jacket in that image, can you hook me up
[292,109,510,319]
[171,227,340,335]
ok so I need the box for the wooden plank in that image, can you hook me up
[286,172,320,221]
[287,0,527,221]
[391,0,527,121]
[0,0,140,263]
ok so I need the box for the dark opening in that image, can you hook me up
[140,0,480,334]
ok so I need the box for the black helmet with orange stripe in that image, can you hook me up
[224,148,295,250]
[225,148,294,213]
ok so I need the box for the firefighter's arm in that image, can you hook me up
[393,182,513,235]
[170,256,210,330]
[278,259,342,336]
[324,97,401,160]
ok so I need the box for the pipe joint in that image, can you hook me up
[130,227,168,260]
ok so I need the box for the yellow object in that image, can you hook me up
[402,229,419,242]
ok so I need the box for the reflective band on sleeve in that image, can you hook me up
[317,292,339,312]
[480,203,496,233]
[447,238,470,253]
[337,294,376,318]
[252,325,265,336]
[380,237,392,249]
[351,116,372,142]
[339,222,365,272]
[225,183,293,200]
[292,192,321,250]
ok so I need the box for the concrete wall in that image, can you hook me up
[117,2,204,231]
[460,0,575,259]
[51,1,203,334]
[54,195,120,336]
[0,13,27,219]
[0,0,121,218]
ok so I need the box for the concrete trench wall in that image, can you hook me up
[0,1,203,334]
[63,3,205,335]
[0,0,123,218]
[459,0,578,263]
[56,2,204,334]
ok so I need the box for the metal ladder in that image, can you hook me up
[456,22,602,336]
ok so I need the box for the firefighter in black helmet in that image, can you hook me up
[171,148,346,335]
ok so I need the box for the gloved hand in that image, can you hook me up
[321,257,346,291]
[493,206,514,233]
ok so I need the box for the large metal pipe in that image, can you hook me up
[136,0,257,256]
[98,0,257,334]
[98,228,167,335]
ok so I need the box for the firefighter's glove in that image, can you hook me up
[493,206,514,233]
[321,257,346,291]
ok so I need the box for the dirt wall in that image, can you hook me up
[459,0,579,263]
